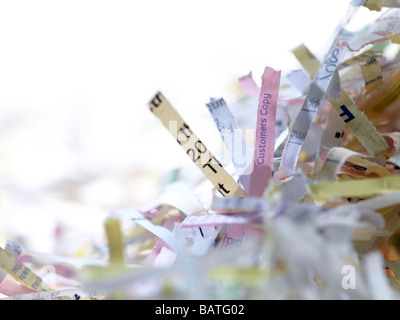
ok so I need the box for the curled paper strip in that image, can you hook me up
[115,209,192,257]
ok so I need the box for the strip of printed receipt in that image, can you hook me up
[148,92,252,252]
[148,92,248,198]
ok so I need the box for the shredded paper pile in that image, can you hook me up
[3,0,400,300]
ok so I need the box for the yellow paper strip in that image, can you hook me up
[328,89,388,156]
[105,218,125,265]
[148,92,247,198]
[339,50,383,91]
[0,247,50,292]
[208,266,265,287]
[364,0,384,11]
[309,175,400,201]
[360,55,383,91]
[338,50,382,70]
[389,33,400,44]
[292,43,320,79]
[314,147,358,182]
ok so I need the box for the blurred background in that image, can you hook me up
[0,1,381,254]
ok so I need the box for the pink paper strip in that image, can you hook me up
[249,66,281,197]
[179,213,259,228]
[239,70,303,106]
[238,71,261,98]
[219,224,245,249]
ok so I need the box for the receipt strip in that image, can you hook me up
[0,240,23,283]
[280,29,354,175]
[338,50,382,70]
[0,247,50,292]
[205,97,251,192]
[360,54,383,92]
[148,92,247,198]
[339,50,383,91]
[314,147,390,182]
[328,89,388,156]
[178,213,258,228]
[248,66,281,196]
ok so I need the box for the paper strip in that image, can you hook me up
[388,152,400,167]
[148,92,247,198]
[115,209,191,257]
[0,247,50,292]
[328,89,388,156]
[219,224,246,249]
[158,181,205,217]
[312,106,346,176]
[338,49,383,91]
[205,97,251,192]
[360,54,383,91]
[338,50,383,70]
[389,33,400,43]
[309,175,400,201]
[352,0,400,8]
[238,71,260,98]
[280,83,324,174]
[0,240,23,284]
[248,66,281,196]
[280,29,354,175]
[104,218,125,265]
[316,148,356,182]
[286,69,311,94]
[179,213,257,228]
[212,196,270,212]
[364,0,385,11]
[314,147,385,182]
[292,43,320,79]
[342,17,400,51]
[354,192,400,210]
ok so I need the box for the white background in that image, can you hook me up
[0,1,357,177]
[0,1,380,181]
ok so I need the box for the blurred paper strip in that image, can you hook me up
[309,175,400,201]
[0,247,50,292]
